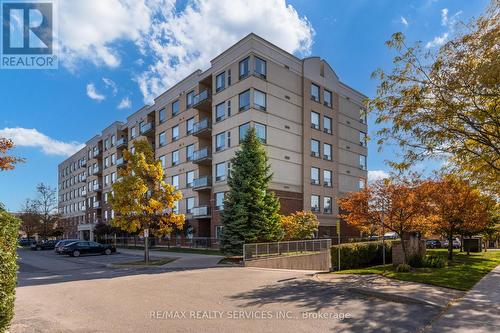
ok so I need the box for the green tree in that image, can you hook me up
[220,128,283,255]
[110,139,184,262]
[281,211,319,241]
[369,3,500,196]
[0,207,21,332]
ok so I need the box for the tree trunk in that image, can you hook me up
[400,237,408,264]
[448,233,453,261]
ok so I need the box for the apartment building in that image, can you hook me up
[57,33,367,241]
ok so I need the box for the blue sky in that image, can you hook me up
[0,0,490,211]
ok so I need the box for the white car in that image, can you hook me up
[442,238,461,249]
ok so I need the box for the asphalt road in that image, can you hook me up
[12,248,441,333]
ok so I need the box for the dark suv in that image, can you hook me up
[61,241,116,257]
[425,239,442,249]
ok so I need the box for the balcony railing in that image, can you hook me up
[80,159,87,167]
[92,149,101,158]
[81,190,87,196]
[192,176,212,190]
[116,157,126,167]
[192,147,211,164]
[80,175,86,182]
[116,137,127,148]
[191,205,210,218]
[192,118,211,136]
[192,89,211,108]
[93,201,101,209]
[93,183,102,191]
[93,166,101,174]
[140,122,154,135]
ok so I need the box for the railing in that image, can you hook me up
[81,190,87,196]
[191,205,210,217]
[116,137,127,147]
[192,118,211,135]
[140,122,153,134]
[101,235,221,250]
[93,149,101,158]
[93,183,101,191]
[243,239,331,261]
[93,201,101,208]
[116,157,126,166]
[192,176,211,189]
[192,147,211,162]
[192,89,211,107]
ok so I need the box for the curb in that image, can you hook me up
[347,287,445,309]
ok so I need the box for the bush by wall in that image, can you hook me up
[331,240,392,270]
[0,210,21,333]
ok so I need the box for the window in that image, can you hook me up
[311,195,320,212]
[311,83,320,102]
[104,210,108,220]
[216,132,225,152]
[324,116,332,134]
[311,111,320,129]
[239,57,249,79]
[311,167,320,185]
[254,90,266,111]
[159,108,166,123]
[216,162,225,181]
[239,89,250,111]
[104,157,109,168]
[254,123,266,143]
[104,192,108,203]
[324,89,332,107]
[172,99,180,115]
[186,171,195,188]
[158,132,166,146]
[254,56,266,78]
[227,131,231,147]
[111,153,116,165]
[227,100,231,117]
[186,117,195,135]
[215,192,225,210]
[360,132,366,146]
[172,125,179,141]
[104,175,109,186]
[111,172,117,183]
[359,178,366,189]
[360,155,367,170]
[215,225,224,239]
[311,139,320,157]
[186,197,195,214]
[324,196,332,213]
[159,155,166,168]
[172,150,179,166]
[172,175,179,188]
[186,144,195,161]
[104,138,109,151]
[227,69,231,86]
[216,72,225,92]
[239,123,250,143]
[111,135,116,146]
[324,143,332,160]
[215,102,225,122]
[324,170,332,187]
[360,108,367,124]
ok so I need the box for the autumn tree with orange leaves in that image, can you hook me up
[0,138,24,171]
[338,176,433,263]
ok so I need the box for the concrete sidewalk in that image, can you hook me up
[117,247,224,269]
[426,264,500,333]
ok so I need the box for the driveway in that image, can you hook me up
[12,248,442,333]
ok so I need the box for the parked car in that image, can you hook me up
[30,240,58,251]
[383,232,399,239]
[55,239,81,254]
[60,241,116,257]
[425,239,442,249]
[442,238,461,249]
[18,238,36,247]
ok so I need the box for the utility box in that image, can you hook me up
[463,238,482,252]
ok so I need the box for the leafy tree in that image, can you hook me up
[19,199,41,240]
[369,3,500,196]
[110,139,184,261]
[33,183,59,240]
[338,176,433,262]
[0,138,24,171]
[281,211,319,241]
[220,128,283,255]
[426,175,491,260]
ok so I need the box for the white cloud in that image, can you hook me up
[102,78,118,96]
[117,97,132,109]
[425,32,449,48]
[0,128,84,157]
[56,0,314,104]
[440,8,448,26]
[86,83,105,101]
[368,170,390,183]
[400,16,408,26]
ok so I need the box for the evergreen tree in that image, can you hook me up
[220,127,283,255]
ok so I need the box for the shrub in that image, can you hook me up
[0,210,21,332]
[331,241,392,270]
[396,263,411,272]
[281,211,319,240]
[423,255,446,268]
[408,254,424,268]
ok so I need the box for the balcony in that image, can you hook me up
[192,147,212,165]
[192,176,212,191]
[140,122,154,135]
[192,118,211,138]
[92,149,101,158]
[191,205,210,218]
[116,137,127,148]
[93,201,101,209]
[81,189,87,196]
[192,89,211,110]
[92,167,101,175]
[116,157,126,167]
[80,175,86,182]
[93,183,102,192]
[80,159,87,167]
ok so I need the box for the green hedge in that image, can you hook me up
[0,210,20,333]
[331,241,393,270]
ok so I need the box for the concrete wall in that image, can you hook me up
[245,251,331,271]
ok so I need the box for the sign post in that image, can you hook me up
[144,228,149,264]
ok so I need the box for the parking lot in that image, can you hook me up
[10,247,444,333]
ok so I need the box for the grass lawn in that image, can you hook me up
[119,245,223,256]
[335,249,500,291]
[112,257,177,267]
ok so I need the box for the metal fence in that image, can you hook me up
[99,235,220,250]
[243,239,332,261]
